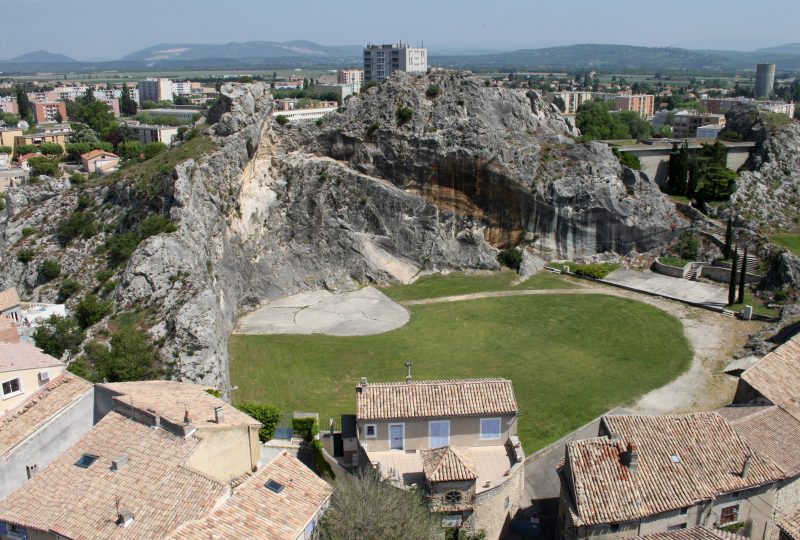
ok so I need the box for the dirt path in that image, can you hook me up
[402,280,763,414]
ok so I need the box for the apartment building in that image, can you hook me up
[0,128,22,148]
[0,97,17,116]
[546,91,596,115]
[144,107,202,122]
[337,68,364,86]
[316,83,359,102]
[701,97,796,118]
[31,101,67,124]
[272,99,338,124]
[129,123,180,145]
[138,77,173,102]
[672,112,726,138]
[363,43,427,82]
[614,94,655,118]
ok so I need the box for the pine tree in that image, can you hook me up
[738,246,748,304]
[14,85,33,124]
[724,215,733,260]
[728,247,739,306]
[120,83,137,116]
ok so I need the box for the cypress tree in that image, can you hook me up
[724,216,733,260]
[738,246,748,304]
[728,247,739,306]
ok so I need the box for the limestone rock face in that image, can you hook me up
[0,72,685,386]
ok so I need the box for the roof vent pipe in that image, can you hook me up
[741,450,752,479]
[213,406,224,424]
[405,362,412,385]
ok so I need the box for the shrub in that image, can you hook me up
[116,140,142,161]
[137,214,177,238]
[39,142,63,156]
[396,106,413,124]
[40,259,61,281]
[74,294,112,329]
[69,172,85,186]
[573,263,618,279]
[275,115,289,126]
[32,315,84,358]
[28,156,61,177]
[205,388,221,398]
[57,279,81,302]
[17,249,34,263]
[675,231,699,260]
[56,211,97,246]
[88,326,157,382]
[425,84,442,98]
[616,150,641,170]
[21,227,36,237]
[96,269,114,285]
[0,145,12,154]
[76,194,92,210]
[292,417,319,443]
[105,232,141,267]
[497,248,522,271]
[236,403,281,442]
[143,141,167,160]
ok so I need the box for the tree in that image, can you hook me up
[738,246,748,304]
[54,110,63,124]
[728,247,739,306]
[675,232,699,260]
[57,279,81,302]
[66,99,117,137]
[396,106,413,124]
[724,216,733,260]
[39,259,61,281]
[74,294,112,329]
[575,101,629,140]
[235,403,280,441]
[119,82,138,116]
[39,142,63,156]
[0,145,12,155]
[32,315,84,358]
[618,111,653,139]
[90,326,157,382]
[695,167,737,201]
[14,85,33,124]
[28,157,61,177]
[15,144,37,156]
[143,141,167,160]
[116,140,142,161]
[667,142,689,194]
[68,123,101,144]
[1,112,18,126]
[319,469,438,540]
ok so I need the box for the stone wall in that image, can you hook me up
[473,461,526,540]
[698,265,762,284]
[651,259,687,278]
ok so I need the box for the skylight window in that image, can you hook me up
[75,454,99,468]
[265,479,285,493]
[671,454,681,464]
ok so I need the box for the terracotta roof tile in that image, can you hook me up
[728,405,800,477]
[356,378,518,420]
[421,446,478,482]
[779,508,800,540]
[0,288,20,312]
[169,451,332,540]
[635,526,747,540]
[0,372,92,457]
[81,149,118,160]
[563,413,785,526]
[0,342,63,373]
[99,381,261,429]
[741,334,800,421]
[0,412,227,539]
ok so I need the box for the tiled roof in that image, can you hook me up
[16,152,43,163]
[356,378,518,420]
[81,149,118,160]
[635,526,746,540]
[779,508,800,540]
[563,413,785,526]
[421,446,478,482]
[99,381,261,429]
[0,287,20,312]
[0,412,228,539]
[0,372,92,456]
[0,342,63,373]
[0,317,18,343]
[728,405,800,477]
[169,451,332,540]
[741,334,800,421]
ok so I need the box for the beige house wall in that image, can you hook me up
[185,425,259,482]
[0,129,22,148]
[358,414,517,452]
[1,365,64,414]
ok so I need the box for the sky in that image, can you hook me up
[3,0,800,60]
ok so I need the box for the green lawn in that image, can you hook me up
[658,256,692,268]
[770,234,800,257]
[380,270,577,302]
[725,291,780,318]
[229,290,691,452]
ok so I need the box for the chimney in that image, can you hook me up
[213,405,225,424]
[110,454,128,472]
[115,509,134,528]
[405,362,412,385]
[741,450,752,479]
[183,409,190,424]
[356,377,368,393]
[626,442,639,472]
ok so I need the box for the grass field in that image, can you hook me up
[770,234,800,257]
[229,274,692,452]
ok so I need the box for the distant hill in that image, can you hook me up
[122,40,362,63]
[756,43,800,55]
[6,50,76,63]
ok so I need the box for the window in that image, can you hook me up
[680,507,688,515]
[668,524,687,531]
[610,524,620,533]
[365,424,377,438]
[265,479,284,494]
[74,454,98,468]
[444,490,463,505]
[480,418,501,440]
[2,378,21,397]
[429,420,450,448]
[720,504,739,525]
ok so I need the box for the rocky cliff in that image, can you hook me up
[0,72,683,386]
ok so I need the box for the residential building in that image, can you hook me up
[0,318,17,343]
[273,80,304,90]
[129,123,180,146]
[558,412,785,539]
[138,77,173,102]
[614,94,655,118]
[316,83,359,103]
[81,149,120,174]
[14,132,67,150]
[95,96,120,117]
[779,508,800,540]
[0,289,21,324]
[142,107,202,122]
[337,69,364,86]
[672,112,726,138]
[16,153,43,172]
[31,102,67,124]
[0,371,94,500]
[0,342,66,414]
[0,167,27,190]
[546,91,596,115]
[0,97,17,116]
[363,43,428,82]
[0,128,22,149]
[272,100,338,124]
[355,374,525,539]
[633,526,749,539]
[696,124,724,139]
[167,450,332,539]
[172,81,196,96]
[701,97,795,118]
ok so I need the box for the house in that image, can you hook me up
[779,508,800,540]
[558,412,786,539]
[168,450,332,539]
[0,319,17,343]
[81,149,120,174]
[0,342,66,414]
[94,380,262,482]
[0,167,26,190]
[16,153,44,173]
[0,371,94,500]
[128,123,180,146]
[0,289,21,324]
[355,373,525,539]
[634,526,746,539]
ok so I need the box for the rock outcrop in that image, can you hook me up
[1,72,685,386]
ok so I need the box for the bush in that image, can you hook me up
[235,403,281,442]
[88,326,157,382]
[105,232,141,267]
[32,315,84,358]
[137,214,177,238]
[21,227,36,237]
[74,294,112,329]
[56,211,97,246]
[143,141,168,160]
[39,142,63,156]
[614,149,641,170]
[572,263,618,279]
[28,156,61,177]
[396,106,413,124]
[69,172,85,186]
[275,115,289,126]
[96,269,115,285]
[15,144,37,156]
[425,84,442,98]
[17,249,34,263]
[116,140,142,161]
[497,248,522,271]
[57,279,81,302]
[675,231,699,260]
[292,417,319,443]
[40,259,61,281]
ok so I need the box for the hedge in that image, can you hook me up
[236,402,280,442]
